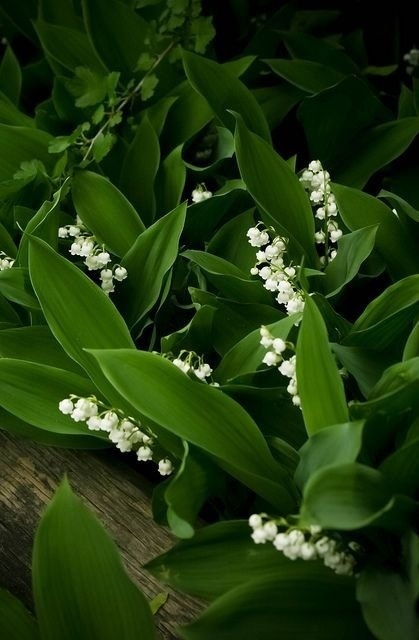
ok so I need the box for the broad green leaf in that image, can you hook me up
[183,50,270,142]
[35,20,106,74]
[295,420,364,489]
[265,58,344,93]
[301,463,394,530]
[0,291,21,326]
[298,76,391,168]
[222,384,306,449]
[17,179,67,267]
[119,202,186,327]
[0,46,21,104]
[279,30,358,73]
[404,322,419,360]
[335,118,419,188]
[215,314,298,383]
[147,520,303,600]
[324,226,378,297]
[164,442,223,539]
[357,568,419,640]
[380,437,419,496]
[346,275,419,348]
[0,90,34,126]
[253,84,305,130]
[0,326,85,374]
[33,478,155,640]
[0,590,39,640]
[332,344,389,397]
[333,184,419,280]
[234,116,317,265]
[184,249,272,304]
[0,267,40,309]
[206,208,256,274]
[72,170,145,257]
[154,144,186,215]
[181,568,372,640]
[351,359,419,422]
[120,115,159,224]
[81,0,151,78]
[379,189,419,223]
[0,124,53,181]
[28,237,134,379]
[162,81,213,151]
[296,295,349,435]
[161,305,215,356]
[0,359,105,441]
[90,349,298,511]
[0,0,38,42]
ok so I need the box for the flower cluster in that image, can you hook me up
[299,160,342,264]
[259,326,300,407]
[167,350,219,385]
[0,251,14,270]
[247,224,305,315]
[191,183,212,203]
[58,395,173,475]
[58,217,128,293]
[404,47,419,73]
[248,514,359,576]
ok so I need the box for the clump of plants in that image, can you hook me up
[0,1,418,638]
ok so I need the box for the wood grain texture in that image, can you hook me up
[0,430,202,639]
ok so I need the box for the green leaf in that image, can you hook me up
[89,349,298,511]
[184,249,272,305]
[147,520,303,600]
[346,275,419,348]
[183,50,271,142]
[332,344,388,397]
[155,144,186,215]
[215,314,297,383]
[35,21,106,74]
[301,463,394,530]
[0,325,85,374]
[0,267,39,309]
[120,115,159,224]
[65,67,109,107]
[351,359,419,423]
[404,322,419,360]
[357,568,419,640]
[265,58,344,93]
[0,124,53,182]
[81,0,151,78]
[298,76,391,169]
[0,590,39,640]
[296,295,349,435]
[119,202,186,327]
[206,208,256,273]
[380,437,419,497]
[28,237,134,379]
[164,442,222,539]
[295,420,364,489]
[324,226,378,297]
[33,478,155,640]
[234,116,317,265]
[278,30,358,73]
[0,90,34,127]
[0,359,106,441]
[335,118,419,189]
[91,131,116,163]
[72,169,145,257]
[181,569,372,640]
[333,184,419,280]
[0,46,21,104]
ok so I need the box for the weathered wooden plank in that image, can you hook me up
[0,430,202,639]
